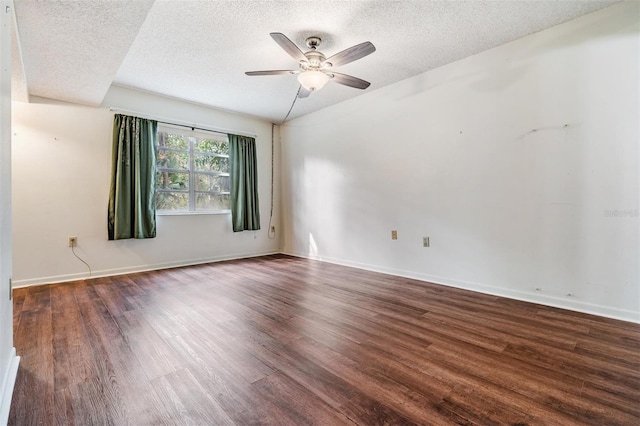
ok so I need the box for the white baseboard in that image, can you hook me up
[12,250,280,288]
[0,348,20,425]
[284,250,640,324]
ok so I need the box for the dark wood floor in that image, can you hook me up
[9,254,640,425]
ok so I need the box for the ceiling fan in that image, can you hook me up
[245,33,376,98]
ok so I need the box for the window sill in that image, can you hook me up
[157,210,231,216]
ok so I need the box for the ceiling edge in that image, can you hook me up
[10,0,28,102]
[106,83,277,125]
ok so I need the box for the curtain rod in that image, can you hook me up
[108,107,258,138]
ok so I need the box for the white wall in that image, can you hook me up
[281,2,639,322]
[0,1,19,423]
[11,85,281,286]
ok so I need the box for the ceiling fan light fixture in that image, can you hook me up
[297,70,330,91]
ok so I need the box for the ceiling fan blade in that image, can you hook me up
[325,41,376,67]
[298,86,312,98]
[330,72,371,89]
[270,32,307,62]
[245,70,296,76]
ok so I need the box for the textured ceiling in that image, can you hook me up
[13,0,620,122]
[13,0,155,106]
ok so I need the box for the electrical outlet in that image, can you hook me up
[68,236,77,247]
[423,237,430,247]
[270,226,276,233]
[391,230,397,240]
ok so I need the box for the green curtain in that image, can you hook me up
[108,114,157,240]
[229,134,260,232]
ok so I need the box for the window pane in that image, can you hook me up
[156,192,189,211]
[157,149,188,170]
[196,193,230,210]
[195,138,228,155]
[158,132,189,150]
[194,154,229,173]
[156,171,189,190]
[155,126,231,213]
[195,174,229,192]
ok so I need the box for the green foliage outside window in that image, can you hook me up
[155,129,230,212]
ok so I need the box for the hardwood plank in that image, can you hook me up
[20,284,51,312]
[114,309,184,381]
[67,378,125,425]
[309,331,454,404]
[214,296,304,343]
[187,320,276,384]
[53,388,74,426]
[216,318,360,410]
[129,288,206,340]
[422,309,580,352]
[370,311,509,353]
[51,283,94,390]
[251,371,354,425]
[425,343,627,424]
[166,333,263,424]
[150,367,235,425]
[75,283,170,424]
[9,309,54,425]
[580,379,640,418]
[573,339,640,371]
[338,393,419,425]
[439,386,537,426]
[93,276,137,317]
[287,335,456,425]
[11,287,26,328]
[502,341,640,394]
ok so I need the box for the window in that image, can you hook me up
[155,126,230,213]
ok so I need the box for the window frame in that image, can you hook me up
[155,125,231,215]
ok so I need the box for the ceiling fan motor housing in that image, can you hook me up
[303,50,327,69]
